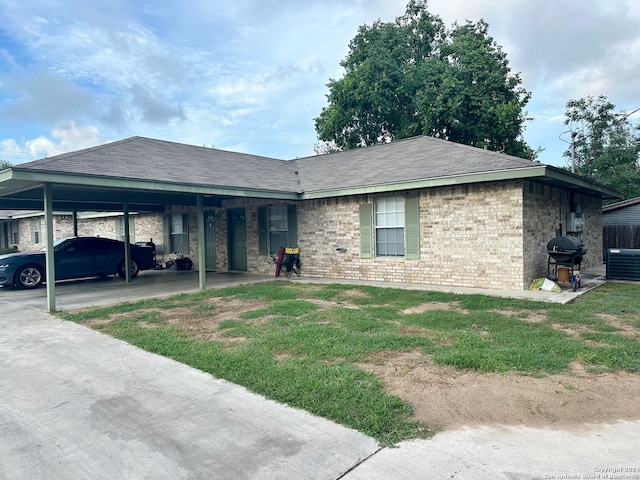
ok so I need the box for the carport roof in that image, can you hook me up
[0,135,623,212]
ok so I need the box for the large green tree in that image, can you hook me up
[563,95,640,200]
[315,0,535,159]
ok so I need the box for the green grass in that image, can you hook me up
[58,281,640,445]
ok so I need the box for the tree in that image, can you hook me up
[0,159,13,170]
[563,95,640,200]
[314,0,535,159]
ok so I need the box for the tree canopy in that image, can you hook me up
[314,0,535,159]
[563,95,640,200]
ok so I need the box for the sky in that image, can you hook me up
[1,0,639,167]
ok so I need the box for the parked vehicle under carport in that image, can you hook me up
[0,237,155,289]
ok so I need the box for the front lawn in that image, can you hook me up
[58,281,640,445]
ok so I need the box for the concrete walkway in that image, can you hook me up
[2,265,639,479]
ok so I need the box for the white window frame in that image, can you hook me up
[375,197,405,257]
[9,221,19,245]
[170,213,189,254]
[116,217,135,243]
[268,205,288,255]
[31,218,41,244]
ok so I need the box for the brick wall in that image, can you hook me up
[215,181,603,291]
[13,215,76,251]
[296,181,526,290]
[523,183,603,287]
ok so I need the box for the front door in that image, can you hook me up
[204,211,217,270]
[228,208,247,271]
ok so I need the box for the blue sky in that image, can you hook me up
[1,0,639,167]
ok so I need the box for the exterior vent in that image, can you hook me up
[606,249,640,281]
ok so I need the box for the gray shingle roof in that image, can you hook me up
[294,135,539,193]
[19,137,302,193]
[19,135,540,195]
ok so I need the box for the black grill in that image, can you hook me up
[546,235,586,264]
[546,235,587,291]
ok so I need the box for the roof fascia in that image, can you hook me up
[543,166,623,199]
[300,164,624,200]
[299,165,550,199]
[602,196,640,211]
[8,169,300,200]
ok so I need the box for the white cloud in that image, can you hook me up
[19,123,104,161]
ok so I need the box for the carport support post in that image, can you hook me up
[123,203,131,283]
[72,209,78,237]
[44,183,56,312]
[197,194,206,290]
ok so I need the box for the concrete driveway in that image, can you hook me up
[0,295,379,480]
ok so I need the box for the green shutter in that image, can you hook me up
[405,195,420,259]
[162,215,170,255]
[359,203,373,258]
[182,213,190,254]
[258,206,267,255]
[287,204,298,248]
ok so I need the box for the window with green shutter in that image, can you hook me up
[166,213,189,254]
[258,204,298,255]
[360,196,420,259]
[116,217,135,243]
[31,218,41,244]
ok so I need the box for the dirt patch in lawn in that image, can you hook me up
[358,352,640,431]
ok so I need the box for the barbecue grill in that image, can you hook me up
[546,234,586,291]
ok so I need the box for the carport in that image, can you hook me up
[0,137,300,312]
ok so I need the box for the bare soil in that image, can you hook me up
[99,295,640,432]
[357,352,640,431]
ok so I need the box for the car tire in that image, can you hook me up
[117,259,140,279]
[15,265,44,289]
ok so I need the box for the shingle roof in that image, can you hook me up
[18,135,542,195]
[293,135,539,193]
[19,137,302,193]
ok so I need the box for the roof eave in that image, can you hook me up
[300,165,624,200]
[543,166,624,200]
[299,165,548,199]
[4,168,300,201]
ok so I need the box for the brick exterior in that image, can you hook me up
[296,182,526,290]
[0,180,604,291]
[219,180,603,291]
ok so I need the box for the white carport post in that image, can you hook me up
[123,203,131,283]
[197,195,206,290]
[43,183,56,312]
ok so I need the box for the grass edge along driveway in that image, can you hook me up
[58,281,640,446]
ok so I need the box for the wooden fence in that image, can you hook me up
[603,225,640,260]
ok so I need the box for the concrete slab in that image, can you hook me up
[344,421,640,480]
[0,299,379,480]
[293,264,609,305]
[0,270,274,311]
